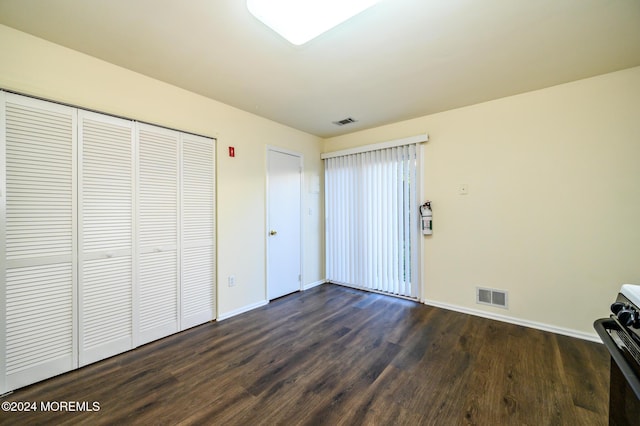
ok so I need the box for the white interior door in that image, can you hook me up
[267,148,302,300]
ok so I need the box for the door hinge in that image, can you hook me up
[298,274,302,282]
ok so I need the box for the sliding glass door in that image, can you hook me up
[324,144,420,298]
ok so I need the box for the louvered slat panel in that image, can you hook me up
[81,257,132,349]
[181,246,215,327]
[3,95,77,393]
[6,103,73,261]
[81,116,132,252]
[139,129,177,247]
[137,125,179,343]
[181,135,216,328]
[79,112,133,366]
[138,250,178,342]
[5,264,73,374]
[182,136,215,242]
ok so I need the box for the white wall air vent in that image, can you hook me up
[332,117,357,126]
[476,287,508,309]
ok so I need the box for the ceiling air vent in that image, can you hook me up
[332,117,358,126]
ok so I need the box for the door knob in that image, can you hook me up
[269,230,277,236]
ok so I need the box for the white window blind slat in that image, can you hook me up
[408,145,418,296]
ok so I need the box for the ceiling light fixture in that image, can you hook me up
[247,0,382,45]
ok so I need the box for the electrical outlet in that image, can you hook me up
[228,275,236,287]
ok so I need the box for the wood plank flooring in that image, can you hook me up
[0,284,610,425]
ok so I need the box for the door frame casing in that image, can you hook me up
[265,146,304,301]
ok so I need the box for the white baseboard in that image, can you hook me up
[217,300,269,321]
[422,298,602,343]
[216,282,326,321]
[303,279,326,290]
[215,287,600,343]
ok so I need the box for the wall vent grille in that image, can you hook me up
[476,287,508,309]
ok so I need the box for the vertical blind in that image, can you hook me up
[325,144,420,298]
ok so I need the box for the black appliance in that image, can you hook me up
[594,284,640,425]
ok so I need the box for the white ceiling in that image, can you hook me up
[1,0,639,138]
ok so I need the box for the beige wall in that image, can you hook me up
[3,22,639,339]
[0,25,324,318]
[325,66,640,337]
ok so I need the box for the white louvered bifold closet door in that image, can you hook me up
[137,123,179,345]
[78,111,134,366]
[1,93,78,393]
[180,134,216,329]
[2,93,217,393]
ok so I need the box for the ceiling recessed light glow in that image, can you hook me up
[247,0,382,45]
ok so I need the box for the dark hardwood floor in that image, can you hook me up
[0,284,609,425]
